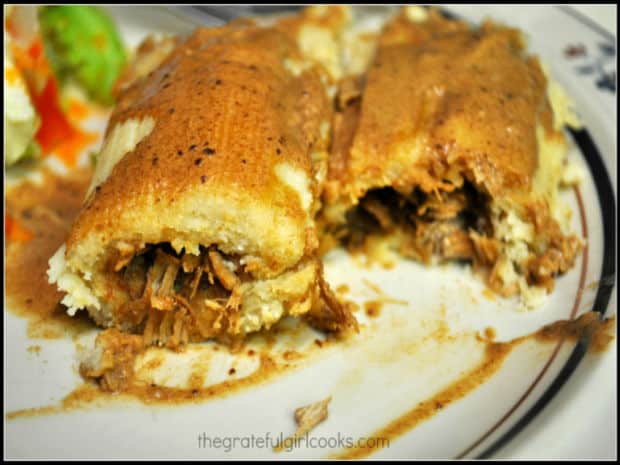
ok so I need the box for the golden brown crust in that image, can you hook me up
[320,9,581,302]
[327,10,559,207]
[98,26,322,211]
[50,21,360,344]
[66,24,331,274]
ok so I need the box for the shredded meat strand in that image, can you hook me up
[332,184,582,297]
[305,267,358,333]
[80,328,144,392]
[208,248,240,291]
[111,242,356,349]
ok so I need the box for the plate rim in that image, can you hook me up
[436,5,617,458]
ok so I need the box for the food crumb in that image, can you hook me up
[482,288,497,301]
[484,327,496,341]
[476,327,497,342]
[364,300,383,318]
[336,283,350,295]
[274,396,332,452]
[362,278,382,295]
[27,345,41,355]
[294,396,331,432]
[282,350,302,361]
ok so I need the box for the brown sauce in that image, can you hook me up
[332,311,615,459]
[26,344,41,354]
[535,311,616,354]
[6,349,304,420]
[333,341,513,459]
[5,167,96,339]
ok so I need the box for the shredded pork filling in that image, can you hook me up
[106,244,256,347]
[328,182,582,297]
[103,242,357,348]
[337,183,497,265]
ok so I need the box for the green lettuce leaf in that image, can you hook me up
[39,6,126,105]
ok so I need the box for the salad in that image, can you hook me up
[4,5,126,167]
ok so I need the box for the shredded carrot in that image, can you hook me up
[27,37,44,60]
[10,39,49,91]
[31,77,79,152]
[54,130,99,167]
[10,37,100,167]
[5,66,20,84]
[30,77,98,166]
[67,98,90,122]
[5,214,34,243]
[4,12,19,37]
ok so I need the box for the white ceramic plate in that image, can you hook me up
[4,5,616,459]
